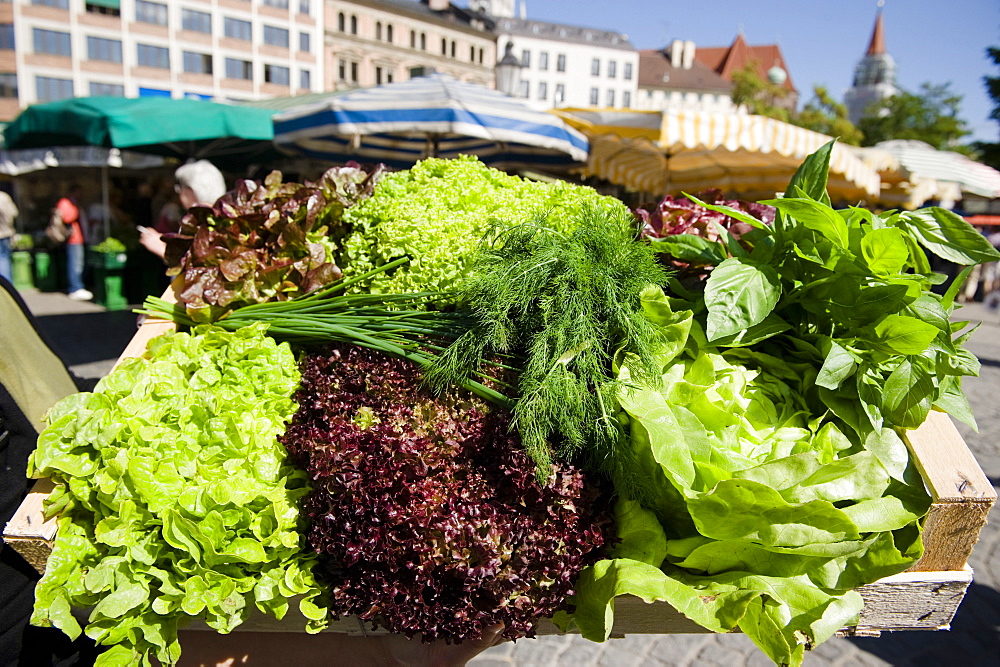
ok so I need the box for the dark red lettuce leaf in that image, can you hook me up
[164,164,383,322]
[280,345,612,644]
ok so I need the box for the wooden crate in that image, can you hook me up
[4,297,996,636]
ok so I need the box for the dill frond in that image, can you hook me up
[426,204,670,494]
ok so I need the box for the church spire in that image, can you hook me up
[866,9,886,55]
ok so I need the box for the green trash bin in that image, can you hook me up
[87,251,129,311]
[34,249,59,292]
[11,250,33,290]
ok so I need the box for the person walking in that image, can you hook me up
[55,184,92,301]
[0,188,18,282]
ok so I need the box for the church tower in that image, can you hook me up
[844,7,900,124]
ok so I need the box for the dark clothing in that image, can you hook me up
[0,276,100,665]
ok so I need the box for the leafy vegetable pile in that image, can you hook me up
[341,155,629,297]
[280,345,610,642]
[165,164,382,322]
[562,145,1000,665]
[28,324,327,666]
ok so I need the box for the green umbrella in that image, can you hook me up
[2,96,275,160]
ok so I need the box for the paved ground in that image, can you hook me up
[15,289,1000,667]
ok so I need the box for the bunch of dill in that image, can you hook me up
[426,204,669,495]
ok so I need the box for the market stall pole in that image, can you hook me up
[4,290,994,637]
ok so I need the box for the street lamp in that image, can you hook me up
[495,41,523,96]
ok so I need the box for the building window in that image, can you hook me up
[469,45,474,61]
[589,87,598,105]
[350,62,358,82]
[606,89,615,107]
[299,0,311,15]
[86,2,119,16]
[608,60,616,78]
[90,81,124,96]
[623,91,631,108]
[478,47,483,63]
[350,15,357,35]
[539,51,548,70]
[299,31,310,52]
[624,62,632,80]
[264,64,289,85]
[263,25,289,48]
[338,12,345,31]
[375,66,383,85]
[0,73,18,98]
[420,33,426,50]
[450,40,456,57]
[224,18,252,41]
[36,75,73,101]
[410,30,416,48]
[556,53,566,72]
[87,36,123,63]
[538,81,547,100]
[137,44,169,69]
[262,0,289,8]
[32,0,69,8]
[183,51,212,74]
[375,22,382,41]
[518,80,529,98]
[0,24,15,50]
[555,83,565,104]
[135,1,167,26]
[33,28,71,57]
[300,68,311,89]
[225,58,252,80]
[338,59,346,80]
[591,58,600,76]
[387,24,393,43]
[521,49,530,68]
[440,38,446,55]
[182,9,212,34]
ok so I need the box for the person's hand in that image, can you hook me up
[176,624,506,666]
[138,227,167,260]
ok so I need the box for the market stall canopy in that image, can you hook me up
[2,96,275,161]
[550,108,882,202]
[873,140,1000,202]
[0,145,165,176]
[848,145,962,210]
[272,73,588,170]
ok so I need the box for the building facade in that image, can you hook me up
[324,0,496,91]
[634,40,734,113]
[844,10,898,124]
[694,32,798,114]
[0,0,325,122]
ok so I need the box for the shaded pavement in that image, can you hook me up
[14,289,1000,666]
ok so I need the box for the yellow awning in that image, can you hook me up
[550,108,883,202]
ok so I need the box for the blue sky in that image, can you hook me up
[472,1,999,143]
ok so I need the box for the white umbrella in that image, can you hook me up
[875,140,1000,203]
[272,73,588,170]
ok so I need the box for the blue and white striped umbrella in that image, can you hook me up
[272,74,588,170]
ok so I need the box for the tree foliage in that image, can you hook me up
[730,62,791,122]
[970,45,1000,169]
[858,82,970,150]
[795,86,864,146]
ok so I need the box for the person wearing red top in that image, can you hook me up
[55,184,92,301]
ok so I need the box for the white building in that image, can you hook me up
[634,40,734,113]
[844,9,899,124]
[324,0,496,91]
[0,0,325,122]
[487,11,638,111]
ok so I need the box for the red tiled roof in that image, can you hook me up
[694,33,797,93]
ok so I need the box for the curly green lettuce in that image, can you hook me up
[28,324,327,666]
[341,155,629,297]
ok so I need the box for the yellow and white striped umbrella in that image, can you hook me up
[550,109,882,202]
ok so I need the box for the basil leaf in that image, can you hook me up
[784,139,834,204]
[816,340,857,390]
[898,207,1000,264]
[685,193,772,229]
[882,358,935,427]
[764,198,848,247]
[704,257,782,340]
[861,227,909,275]
[710,313,790,347]
[648,234,727,265]
[871,314,939,355]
